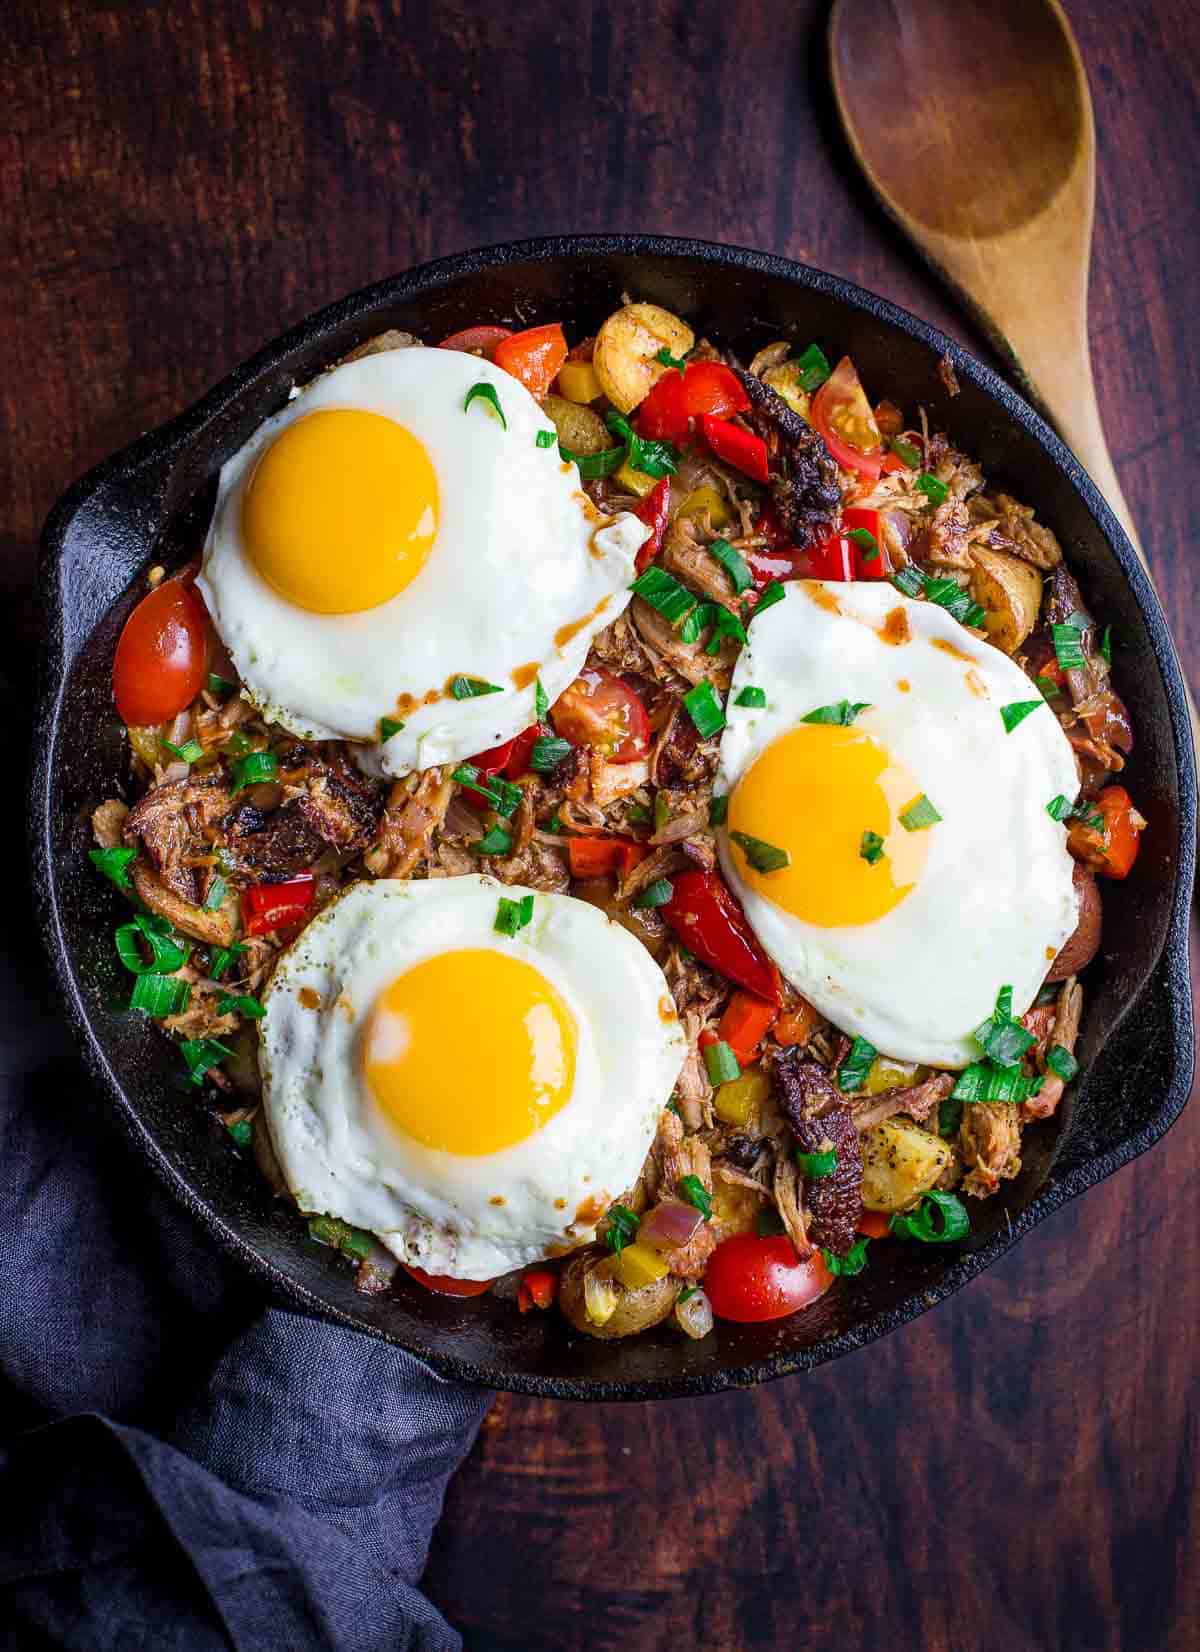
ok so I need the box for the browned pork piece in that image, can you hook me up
[734,368,841,544]
[766,1047,864,1257]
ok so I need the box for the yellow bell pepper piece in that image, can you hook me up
[862,1058,923,1097]
[677,484,732,529]
[614,459,660,498]
[556,360,603,404]
[762,364,812,420]
[713,1067,772,1129]
[611,1241,669,1290]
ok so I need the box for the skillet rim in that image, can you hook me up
[30,233,1197,1400]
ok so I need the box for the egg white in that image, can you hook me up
[259,877,686,1279]
[198,345,648,775]
[717,580,1080,1068]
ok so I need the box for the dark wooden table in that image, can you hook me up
[7,3,1198,1647]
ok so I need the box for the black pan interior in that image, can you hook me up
[32,238,1196,1398]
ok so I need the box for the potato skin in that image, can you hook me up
[541,395,614,456]
[558,1247,681,1340]
[968,546,1043,654]
[593,302,695,414]
[1046,863,1102,981]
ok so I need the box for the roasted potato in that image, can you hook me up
[761,361,812,420]
[593,302,695,414]
[558,1246,681,1339]
[968,546,1043,654]
[1046,863,1102,980]
[860,1119,953,1213]
[541,394,614,456]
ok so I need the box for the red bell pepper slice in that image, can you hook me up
[1067,785,1146,879]
[699,415,770,483]
[241,874,316,938]
[661,870,782,1004]
[492,323,568,398]
[842,506,891,579]
[567,837,647,879]
[798,533,856,583]
[402,1265,494,1298]
[637,361,750,443]
[718,990,779,1066]
[633,477,671,573]
[517,1269,557,1312]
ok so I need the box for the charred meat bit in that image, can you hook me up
[734,369,840,546]
[124,776,233,904]
[765,1046,863,1256]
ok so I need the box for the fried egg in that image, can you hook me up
[717,580,1079,1068]
[260,877,686,1279]
[198,344,649,775]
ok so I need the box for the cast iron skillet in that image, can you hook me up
[31,236,1197,1399]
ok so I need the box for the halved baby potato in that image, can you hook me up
[860,1118,953,1213]
[968,546,1043,655]
[593,302,695,414]
[541,394,615,456]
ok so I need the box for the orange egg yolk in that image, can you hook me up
[727,723,930,927]
[243,409,438,613]
[362,949,577,1155]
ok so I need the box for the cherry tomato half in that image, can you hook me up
[438,324,514,357]
[704,1235,833,1323]
[811,356,883,479]
[112,577,208,727]
[550,666,649,763]
[402,1264,494,1298]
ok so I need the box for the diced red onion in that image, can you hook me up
[639,1199,704,1254]
[675,1287,714,1340]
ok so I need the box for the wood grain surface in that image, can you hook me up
[5,2,1198,1648]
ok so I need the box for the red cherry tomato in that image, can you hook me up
[112,578,208,727]
[492,323,568,398]
[550,666,649,763]
[811,356,883,479]
[1067,784,1146,879]
[402,1265,494,1298]
[462,723,547,808]
[438,324,514,357]
[704,1235,834,1323]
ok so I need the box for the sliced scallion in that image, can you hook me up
[708,794,729,826]
[847,527,879,562]
[380,717,405,742]
[535,429,556,448]
[561,444,625,479]
[1046,1044,1080,1082]
[678,1174,713,1221]
[163,737,204,765]
[889,436,921,468]
[735,685,766,708]
[450,675,503,700]
[231,751,279,794]
[494,894,534,936]
[464,380,507,429]
[899,794,941,831]
[217,992,265,1020]
[915,472,949,506]
[604,1202,640,1254]
[794,342,831,391]
[530,735,572,773]
[703,1040,740,1087]
[633,877,674,909]
[180,1037,232,1087]
[474,825,514,856]
[822,1238,870,1276]
[837,1035,877,1093]
[749,580,785,621]
[802,699,869,726]
[630,564,697,627]
[889,1190,969,1243]
[534,678,549,721]
[796,1147,837,1179]
[683,680,726,739]
[89,846,137,891]
[1001,700,1043,734]
[707,537,752,594]
[730,830,790,874]
[860,830,885,865]
[130,973,191,1016]
[1052,623,1087,672]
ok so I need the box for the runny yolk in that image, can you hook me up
[243,409,438,614]
[727,723,930,927]
[362,949,577,1155]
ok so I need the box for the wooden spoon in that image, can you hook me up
[830,0,1199,749]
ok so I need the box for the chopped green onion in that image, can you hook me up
[794,342,831,391]
[308,1214,373,1261]
[208,942,246,982]
[450,675,503,700]
[605,1202,640,1255]
[899,794,941,831]
[683,681,726,739]
[891,565,925,599]
[1046,794,1073,822]
[452,764,522,818]
[703,605,748,655]
[605,410,678,478]
[163,738,205,765]
[654,791,671,831]
[494,893,535,937]
[561,444,625,479]
[180,1037,232,1087]
[206,673,237,696]
[796,1147,837,1179]
[750,581,785,621]
[633,877,674,909]
[227,1118,253,1147]
[677,1283,699,1303]
[89,846,137,891]
[1046,1044,1080,1082]
[1072,803,1105,833]
[707,537,752,594]
[534,678,549,721]
[115,912,188,976]
[678,602,714,645]
[974,982,1036,1065]
[474,825,513,856]
[217,992,265,1020]
[889,436,922,468]
[380,717,405,742]
[735,686,766,708]
[1035,674,1063,700]
[655,346,688,372]
[915,472,949,506]
[951,1062,1042,1104]
[1100,624,1113,665]
[923,576,985,628]
[530,735,573,773]
[1052,623,1087,672]
[630,564,697,627]
[130,973,191,1016]
[802,699,870,726]
[730,830,790,874]
[938,1094,964,1139]
[222,729,255,759]
[1001,700,1043,734]
[231,751,279,794]
[860,830,885,865]
[822,1238,870,1276]
[624,801,651,824]
[535,429,556,448]
[201,876,225,914]
[756,1206,787,1237]
[837,1035,877,1093]
[889,1190,970,1244]
[708,794,729,826]
[847,527,879,561]
[703,1040,740,1087]
[678,1174,713,1221]
[464,380,507,429]
[545,812,565,835]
